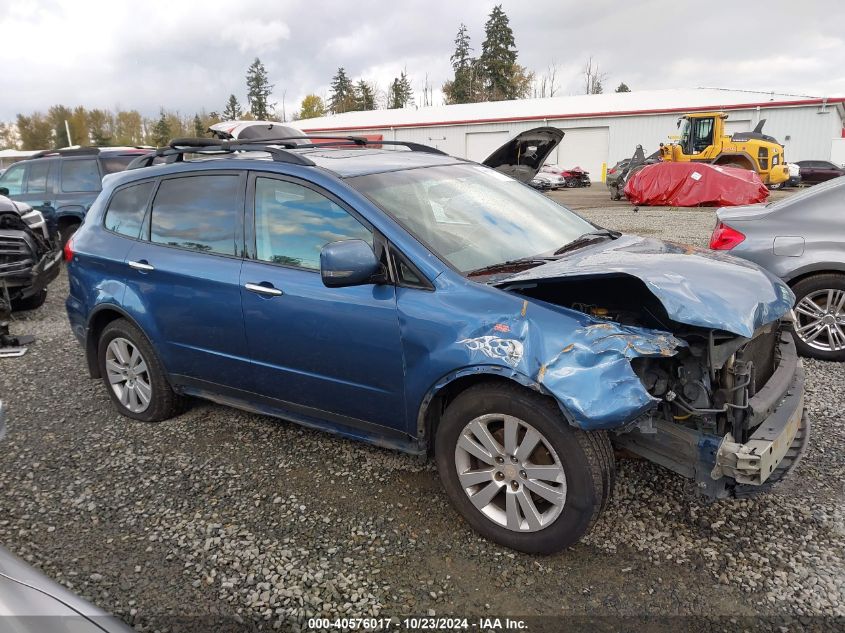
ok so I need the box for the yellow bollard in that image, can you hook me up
[601,162,607,183]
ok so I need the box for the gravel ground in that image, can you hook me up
[0,194,843,631]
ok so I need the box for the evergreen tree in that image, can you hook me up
[222,94,243,120]
[329,67,356,113]
[615,82,631,93]
[297,94,326,120]
[193,113,205,137]
[355,80,376,111]
[477,5,528,101]
[245,58,274,120]
[387,71,414,109]
[151,109,171,147]
[443,24,476,104]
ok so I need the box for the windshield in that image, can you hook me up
[347,164,594,273]
[677,118,690,145]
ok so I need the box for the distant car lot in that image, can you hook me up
[0,186,841,631]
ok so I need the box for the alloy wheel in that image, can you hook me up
[454,414,566,532]
[794,289,845,352]
[105,337,153,413]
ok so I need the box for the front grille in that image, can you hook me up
[0,236,34,275]
[740,328,778,393]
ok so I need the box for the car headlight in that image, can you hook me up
[19,209,49,239]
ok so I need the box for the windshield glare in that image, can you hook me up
[348,164,594,273]
[677,118,690,145]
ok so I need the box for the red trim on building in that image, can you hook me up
[301,98,845,133]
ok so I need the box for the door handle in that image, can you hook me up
[245,282,283,297]
[128,260,155,271]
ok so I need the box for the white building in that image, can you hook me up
[297,88,845,180]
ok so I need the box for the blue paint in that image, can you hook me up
[66,148,789,453]
[501,234,794,338]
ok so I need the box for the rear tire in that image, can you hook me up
[58,222,79,248]
[11,288,47,312]
[790,274,845,361]
[434,383,614,554]
[97,318,182,422]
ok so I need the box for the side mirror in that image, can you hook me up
[320,239,382,288]
[0,187,8,196]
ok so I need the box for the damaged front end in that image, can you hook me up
[622,320,807,498]
[0,197,60,307]
[496,239,807,498]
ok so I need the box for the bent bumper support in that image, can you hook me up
[613,332,806,498]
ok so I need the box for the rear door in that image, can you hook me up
[238,172,407,432]
[801,161,822,184]
[123,171,252,390]
[2,160,60,233]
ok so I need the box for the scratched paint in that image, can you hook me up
[399,274,688,433]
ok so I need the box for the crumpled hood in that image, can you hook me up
[498,234,794,338]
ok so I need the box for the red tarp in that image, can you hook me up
[624,162,768,207]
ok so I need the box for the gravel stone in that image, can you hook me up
[0,188,841,630]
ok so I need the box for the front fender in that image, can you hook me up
[399,278,685,435]
[416,364,554,436]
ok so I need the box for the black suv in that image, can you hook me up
[0,147,152,245]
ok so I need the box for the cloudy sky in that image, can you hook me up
[1,0,842,121]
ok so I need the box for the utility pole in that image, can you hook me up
[64,120,73,147]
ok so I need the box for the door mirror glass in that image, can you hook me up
[320,239,381,288]
[0,187,8,196]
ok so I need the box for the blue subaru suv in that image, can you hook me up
[65,134,808,553]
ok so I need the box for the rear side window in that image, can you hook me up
[101,155,140,175]
[27,160,51,193]
[254,177,372,270]
[104,182,154,238]
[61,159,101,192]
[150,175,241,256]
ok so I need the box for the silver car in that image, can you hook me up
[711,176,845,361]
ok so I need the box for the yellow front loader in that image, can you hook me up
[659,112,789,188]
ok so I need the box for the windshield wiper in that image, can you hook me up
[553,229,620,256]
[466,256,553,278]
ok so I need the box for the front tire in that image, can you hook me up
[791,274,845,361]
[434,383,614,554]
[98,319,182,421]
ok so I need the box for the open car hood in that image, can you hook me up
[482,127,564,183]
[496,234,794,338]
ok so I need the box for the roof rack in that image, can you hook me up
[28,146,155,159]
[237,135,448,155]
[30,147,101,159]
[126,138,317,170]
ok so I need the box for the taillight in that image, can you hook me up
[63,235,75,262]
[709,222,745,250]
